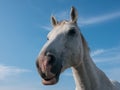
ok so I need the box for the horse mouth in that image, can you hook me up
[37,63,62,85]
[42,74,58,85]
[41,69,61,85]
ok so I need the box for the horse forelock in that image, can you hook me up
[57,20,69,25]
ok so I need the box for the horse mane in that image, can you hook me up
[80,33,90,52]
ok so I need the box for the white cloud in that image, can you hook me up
[79,11,120,26]
[91,49,105,57]
[91,47,120,63]
[0,64,31,80]
[41,25,52,31]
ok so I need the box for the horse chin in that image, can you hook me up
[42,77,58,85]
[41,65,62,85]
[42,71,60,85]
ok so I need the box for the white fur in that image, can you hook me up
[38,7,120,90]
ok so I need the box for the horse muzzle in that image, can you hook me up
[36,52,62,85]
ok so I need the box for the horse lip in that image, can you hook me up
[42,77,57,85]
[42,64,62,85]
[42,72,58,85]
[44,74,56,80]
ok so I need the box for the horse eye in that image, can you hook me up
[68,28,76,36]
[47,37,49,40]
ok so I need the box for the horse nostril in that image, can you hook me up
[41,73,46,79]
[46,52,56,65]
[49,55,56,65]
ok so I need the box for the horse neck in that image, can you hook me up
[72,48,113,90]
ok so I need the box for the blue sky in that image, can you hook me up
[0,0,120,90]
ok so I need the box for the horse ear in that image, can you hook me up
[51,16,58,27]
[70,6,78,23]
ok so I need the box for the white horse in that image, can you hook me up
[36,7,120,90]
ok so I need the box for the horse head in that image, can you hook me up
[36,7,84,85]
